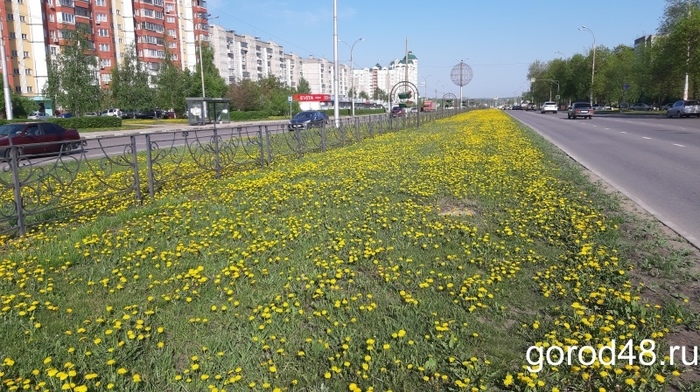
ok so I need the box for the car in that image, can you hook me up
[567,102,594,119]
[101,108,122,117]
[27,111,51,120]
[666,100,699,118]
[540,101,558,114]
[0,122,84,160]
[288,110,330,131]
[390,106,406,118]
[629,103,653,111]
[592,104,611,111]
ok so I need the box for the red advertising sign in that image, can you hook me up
[293,94,331,102]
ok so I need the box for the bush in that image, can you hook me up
[229,111,270,121]
[0,116,122,129]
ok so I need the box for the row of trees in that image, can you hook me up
[42,24,341,118]
[525,0,700,107]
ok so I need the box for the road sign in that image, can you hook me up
[288,95,292,103]
[555,95,561,100]
[623,84,630,91]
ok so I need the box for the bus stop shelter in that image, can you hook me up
[185,97,231,125]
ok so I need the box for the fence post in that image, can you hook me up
[9,146,25,235]
[321,124,327,153]
[368,116,373,138]
[259,126,267,167]
[145,134,155,198]
[213,128,222,179]
[354,116,360,143]
[130,135,142,203]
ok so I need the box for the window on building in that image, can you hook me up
[9,32,15,39]
[19,15,25,22]
[23,51,29,58]
[7,14,13,21]
[98,28,109,37]
[61,13,75,24]
[59,0,74,6]
[25,69,32,75]
[15,86,21,93]
[27,86,32,93]
[10,50,17,57]
[13,68,19,75]
[95,0,105,5]
[21,33,27,40]
[49,14,54,22]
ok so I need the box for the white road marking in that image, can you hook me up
[642,137,651,140]
[621,131,628,134]
[673,143,686,147]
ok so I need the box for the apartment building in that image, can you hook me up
[0,0,207,114]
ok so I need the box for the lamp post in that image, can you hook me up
[579,25,595,104]
[339,37,364,117]
[421,74,431,101]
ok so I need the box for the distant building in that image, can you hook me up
[634,35,657,49]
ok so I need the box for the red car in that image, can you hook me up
[0,122,83,160]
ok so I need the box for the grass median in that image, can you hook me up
[1,110,698,391]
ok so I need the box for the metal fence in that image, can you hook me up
[0,110,461,238]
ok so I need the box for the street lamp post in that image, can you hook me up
[579,25,596,105]
[421,74,431,101]
[339,37,364,117]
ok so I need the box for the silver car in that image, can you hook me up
[666,100,699,118]
[540,101,558,114]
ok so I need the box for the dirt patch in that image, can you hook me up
[436,198,479,218]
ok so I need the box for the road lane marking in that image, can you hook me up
[621,131,627,134]
[673,143,686,147]
[642,137,651,140]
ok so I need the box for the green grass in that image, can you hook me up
[0,110,697,391]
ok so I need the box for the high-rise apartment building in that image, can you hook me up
[0,0,208,114]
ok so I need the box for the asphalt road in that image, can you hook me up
[508,110,700,249]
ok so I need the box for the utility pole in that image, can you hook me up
[0,19,13,119]
[332,0,340,128]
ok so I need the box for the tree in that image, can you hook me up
[296,77,311,93]
[359,91,369,100]
[373,87,387,101]
[0,77,38,118]
[42,24,102,117]
[154,51,188,113]
[186,43,227,99]
[109,44,153,113]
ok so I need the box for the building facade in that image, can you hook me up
[0,0,208,114]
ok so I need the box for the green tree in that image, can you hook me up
[359,91,369,100]
[153,51,187,113]
[42,24,102,117]
[373,88,387,101]
[296,77,311,93]
[186,43,227,99]
[0,77,38,118]
[109,44,153,114]
[228,79,261,112]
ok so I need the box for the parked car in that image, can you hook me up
[540,101,558,114]
[27,111,51,120]
[592,104,612,111]
[288,110,330,131]
[629,103,653,111]
[567,102,594,119]
[0,122,83,160]
[666,100,699,118]
[101,108,122,117]
[390,106,406,118]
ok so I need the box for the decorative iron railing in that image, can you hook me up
[0,110,457,238]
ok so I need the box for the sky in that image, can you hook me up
[204,0,667,99]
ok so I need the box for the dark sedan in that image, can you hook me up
[288,110,330,131]
[0,122,84,160]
